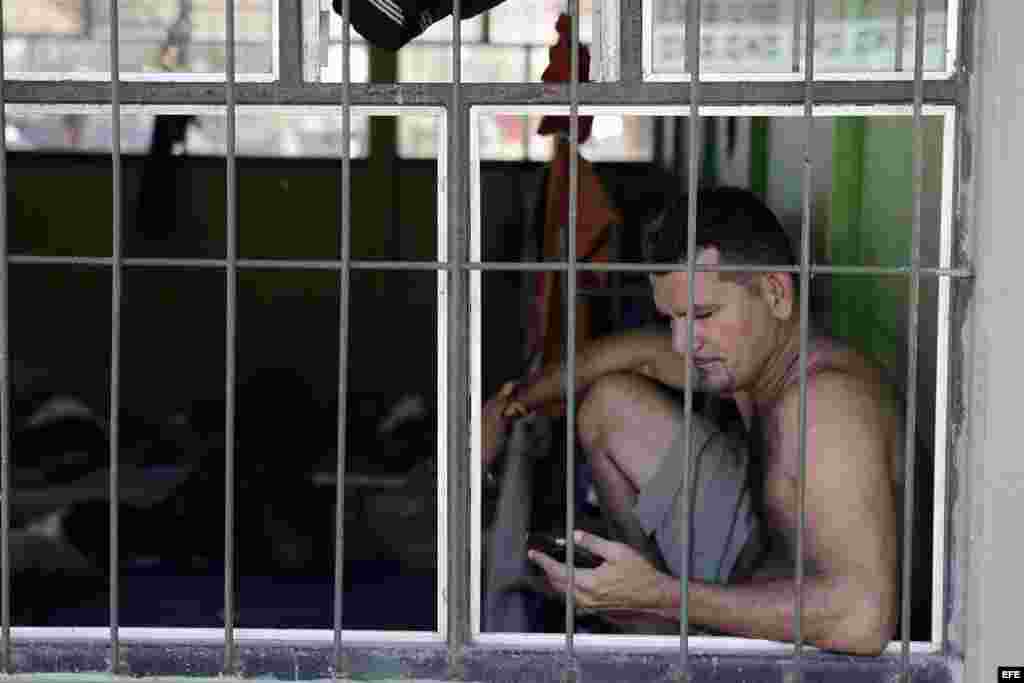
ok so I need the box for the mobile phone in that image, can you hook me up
[526,532,603,569]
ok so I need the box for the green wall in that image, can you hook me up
[828,115,944,373]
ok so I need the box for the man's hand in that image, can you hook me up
[481,381,529,468]
[528,530,673,611]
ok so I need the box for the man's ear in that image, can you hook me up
[758,272,795,320]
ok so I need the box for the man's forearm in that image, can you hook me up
[647,572,891,655]
[515,326,678,410]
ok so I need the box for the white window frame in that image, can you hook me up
[469,102,957,657]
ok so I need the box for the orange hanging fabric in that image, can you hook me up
[527,14,623,413]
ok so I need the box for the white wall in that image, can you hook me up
[962,0,1024,679]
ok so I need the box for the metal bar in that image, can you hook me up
[564,0,580,676]
[223,0,238,673]
[788,0,816,678]
[792,0,803,74]
[895,0,907,73]
[0,1,10,672]
[108,0,123,671]
[2,255,975,278]
[786,0,819,679]
[679,0,701,677]
[900,0,927,677]
[332,0,352,676]
[447,0,471,673]
[0,80,961,107]
[277,0,304,86]
[620,0,643,82]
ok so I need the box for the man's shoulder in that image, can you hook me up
[777,367,894,427]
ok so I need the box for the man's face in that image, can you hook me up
[651,248,783,395]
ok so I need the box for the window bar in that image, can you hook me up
[792,0,803,74]
[0,4,10,673]
[895,0,907,73]
[332,0,352,676]
[563,0,581,677]
[900,0,927,678]
[447,0,471,667]
[789,0,816,679]
[0,255,974,279]
[108,0,123,671]
[223,0,239,674]
[679,0,702,677]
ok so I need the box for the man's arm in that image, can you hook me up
[532,371,899,656]
[513,325,689,412]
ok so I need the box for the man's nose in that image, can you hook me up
[672,319,704,355]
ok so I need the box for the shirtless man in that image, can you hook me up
[482,187,904,656]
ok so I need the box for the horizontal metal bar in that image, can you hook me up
[578,287,650,297]
[4,255,976,277]
[0,80,960,107]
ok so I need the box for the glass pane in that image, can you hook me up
[649,0,950,77]
[489,0,593,45]
[211,111,437,261]
[341,269,440,630]
[477,113,530,161]
[473,111,657,163]
[410,13,485,42]
[8,265,112,626]
[235,269,338,628]
[319,42,371,83]
[4,0,275,79]
[398,44,527,83]
[476,270,566,635]
[118,268,227,628]
[326,6,484,42]
[7,111,116,258]
[187,108,370,159]
[474,113,949,641]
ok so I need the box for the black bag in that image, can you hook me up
[337,0,507,51]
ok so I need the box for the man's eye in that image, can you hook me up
[696,312,713,320]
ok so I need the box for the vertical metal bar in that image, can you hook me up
[679,0,701,679]
[790,0,815,679]
[621,0,643,82]
[0,3,10,674]
[332,0,352,677]
[895,0,907,72]
[108,0,123,672]
[447,0,471,670]
[901,0,927,677]
[563,0,580,676]
[277,0,304,86]
[792,0,803,74]
[223,0,238,674]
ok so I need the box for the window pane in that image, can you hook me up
[7,111,116,259]
[473,112,948,640]
[469,111,656,163]
[341,269,440,630]
[649,0,950,77]
[4,0,275,79]
[489,0,593,45]
[398,44,527,83]
[186,108,370,159]
[8,265,112,627]
[118,268,227,628]
[318,42,371,83]
[325,7,483,42]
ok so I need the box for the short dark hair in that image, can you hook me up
[643,186,798,295]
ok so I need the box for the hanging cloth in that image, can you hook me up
[526,15,623,413]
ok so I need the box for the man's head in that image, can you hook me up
[644,187,799,394]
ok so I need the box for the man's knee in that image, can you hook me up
[577,371,641,455]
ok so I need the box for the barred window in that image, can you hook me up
[0,0,975,680]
